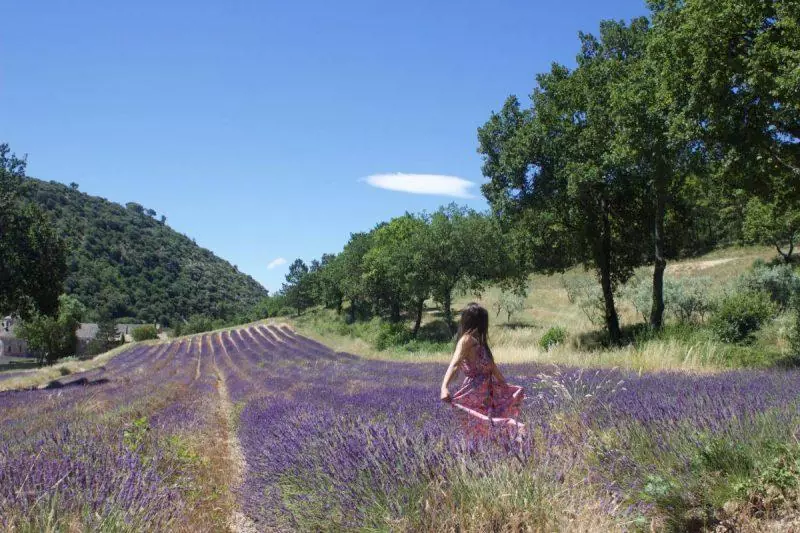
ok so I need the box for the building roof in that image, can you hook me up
[116,324,146,334]
[76,323,100,340]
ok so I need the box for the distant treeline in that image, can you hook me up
[273,204,525,335]
[279,0,798,342]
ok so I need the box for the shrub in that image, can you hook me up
[622,275,653,323]
[173,315,224,336]
[623,275,716,324]
[18,294,85,365]
[374,322,412,351]
[739,264,800,310]
[563,277,605,326]
[711,291,775,344]
[791,294,800,359]
[539,326,567,350]
[665,276,716,323]
[132,325,159,342]
[492,290,526,322]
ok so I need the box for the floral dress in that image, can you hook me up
[451,342,525,436]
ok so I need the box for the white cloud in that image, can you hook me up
[364,173,476,199]
[267,257,287,270]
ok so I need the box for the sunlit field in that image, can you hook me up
[3,320,800,531]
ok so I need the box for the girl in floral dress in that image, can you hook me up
[440,303,525,438]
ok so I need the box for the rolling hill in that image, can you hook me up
[23,178,268,326]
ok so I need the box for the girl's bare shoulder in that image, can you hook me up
[458,332,479,349]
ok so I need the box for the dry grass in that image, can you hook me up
[0,342,150,392]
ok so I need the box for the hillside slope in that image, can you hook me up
[24,178,268,325]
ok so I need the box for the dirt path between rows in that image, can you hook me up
[667,257,735,274]
[212,334,259,533]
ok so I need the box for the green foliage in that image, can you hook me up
[650,0,799,263]
[123,416,150,452]
[491,290,526,322]
[0,144,68,318]
[623,275,716,324]
[294,309,452,354]
[173,315,226,337]
[362,214,432,328]
[711,291,776,344]
[478,20,656,341]
[250,294,287,319]
[19,294,85,365]
[744,197,799,262]
[132,325,159,342]
[791,294,800,360]
[289,207,521,335]
[374,321,413,351]
[282,259,313,315]
[572,279,606,326]
[85,320,124,356]
[666,277,716,323]
[423,204,520,328]
[539,326,567,350]
[739,263,800,310]
[19,177,267,325]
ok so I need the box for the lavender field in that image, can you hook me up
[2,324,800,532]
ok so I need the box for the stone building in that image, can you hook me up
[0,316,29,357]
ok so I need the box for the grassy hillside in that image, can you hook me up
[24,178,268,325]
[292,246,796,372]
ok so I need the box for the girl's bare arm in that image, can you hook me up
[440,334,475,401]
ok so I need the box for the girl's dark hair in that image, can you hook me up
[456,302,493,361]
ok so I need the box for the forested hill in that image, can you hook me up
[23,178,268,326]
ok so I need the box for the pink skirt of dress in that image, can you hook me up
[451,374,525,438]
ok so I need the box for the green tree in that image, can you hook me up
[479,21,651,342]
[423,205,511,330]
[742,195,799,262]
[131,324,159,341]
[0,144,68,318]
[364,214,434,334]
[607,16,707,329]
[336,232,375,323]
[19,294,85,365]
[648,0,799,261]
[313,253,344,312]
[86,319,123,355]
[282,258,312,316]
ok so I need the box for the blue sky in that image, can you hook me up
[1,0,647,292]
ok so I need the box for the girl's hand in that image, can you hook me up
[440,388,452,402]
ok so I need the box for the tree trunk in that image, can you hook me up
[599,200,621,343]
[777,240,794,264]
[412,298,424,337]
[348,299,356,323]
[443,288,453,332]
[390,301,401,323]
[650,173,667,330]
[600,261,621,344]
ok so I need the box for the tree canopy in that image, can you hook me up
[478,0,799,341]
[0,144,68,318]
